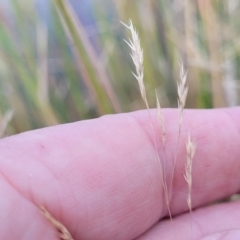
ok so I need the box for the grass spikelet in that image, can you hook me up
[177,63,189,129]
[40,206,74,240]
[184,134,196,213]
[121,20,147,107]
[184,134,196,238]
[156,91,166,146]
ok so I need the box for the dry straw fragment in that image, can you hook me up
[40,206,74,240]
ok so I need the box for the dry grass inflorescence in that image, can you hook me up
[40,206,74,240]
[122,19,197,237]
[40,19,197,240]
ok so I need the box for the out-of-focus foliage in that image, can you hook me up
[0,0,239,134]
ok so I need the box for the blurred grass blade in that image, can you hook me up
[0,109,14,137]
[37,21,49,105]
[54,0,121,114]
[37,20,59,125]
[197,0,226,107]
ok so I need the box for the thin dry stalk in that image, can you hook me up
[40,206,74,240]
[155,92,167,192]
[169,63,189,200]
[184,134,196,213]
[155,91,173,221]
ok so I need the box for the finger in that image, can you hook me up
[199,230,240,240]
[0,111,164,240]
[0,172,58,239]
[0,108,239,240]
[135,199,240,240]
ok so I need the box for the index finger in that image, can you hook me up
[0,108,239,240]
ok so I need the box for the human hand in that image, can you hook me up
[0,108,240,240]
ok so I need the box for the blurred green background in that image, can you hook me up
[0,0,239,135]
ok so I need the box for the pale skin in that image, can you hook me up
[0,108,240,240]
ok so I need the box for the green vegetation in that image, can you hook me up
[0,0,239,134]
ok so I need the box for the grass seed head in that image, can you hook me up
[156,91,166,145]
[40,206,74,240]
[177,62,189,126]
[184,134,197,211]
[121,20,147,105]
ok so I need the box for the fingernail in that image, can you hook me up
[199,230,240,240]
